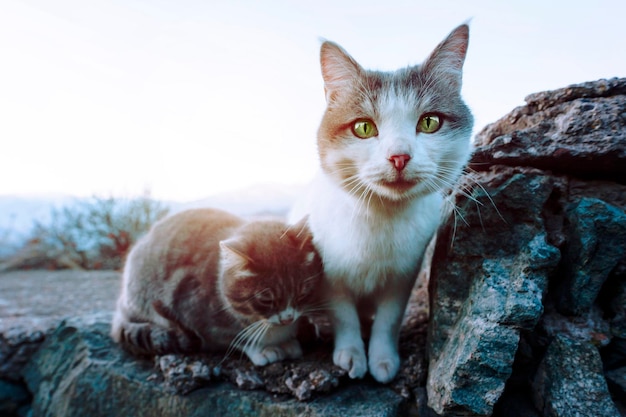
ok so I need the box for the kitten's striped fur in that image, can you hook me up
[111,208,323,366]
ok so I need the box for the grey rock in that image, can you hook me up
[22,313,410,417]
[0,270,121,384]
[429,78,626,416]
[427,169,561,416]
[606,269,626,339]
[0,379,30,416]
[606,366,626,403]
[532,335,619,417]
[541,305,612,347]
[472,77,626,181]
[557,198,626,315]
[0,328,45,382]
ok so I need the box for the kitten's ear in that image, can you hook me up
[219,239,253,270]
[320,41,363,103]
[422,24,469,90]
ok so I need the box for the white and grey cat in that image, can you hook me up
[290,24,473,383]
[111,208,324,366]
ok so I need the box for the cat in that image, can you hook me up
[289,24,473,383]
[111,208,324,366]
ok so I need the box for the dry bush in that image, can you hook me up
[1,193,168,271]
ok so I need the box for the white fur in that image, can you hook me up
[290,170,441,382]
[293,172,440,295]
[290,24,472,383]
[288,84,459,383]
[243,322,302,366]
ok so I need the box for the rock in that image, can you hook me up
[428,78,626,416]
[1,270,431,416]
[557,198,626,315]
[606,366,626,403]
[606,366,626,401]
[0,328,46,382]
[22,313,409,417]
[0,271,121,417]
[532,335,620,417]
[472,77,626,181]
[541,305,612,347]
[427,169,561,416]
[0,379,30,416]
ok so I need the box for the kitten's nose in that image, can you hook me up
[389,154,411,171]
[279,311,295,325]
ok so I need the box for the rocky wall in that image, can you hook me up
[427,77,626,416]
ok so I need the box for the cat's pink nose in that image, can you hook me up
[389,154,411,171]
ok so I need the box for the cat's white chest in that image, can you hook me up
[293,173,441,296]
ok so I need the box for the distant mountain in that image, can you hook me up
[172,183,304,218]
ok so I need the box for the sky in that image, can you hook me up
[1,0,625,202]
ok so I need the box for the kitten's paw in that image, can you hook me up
[281,339,303,359]
[248,346,286,366]
[333,346,367,379]
[368,352,400,384]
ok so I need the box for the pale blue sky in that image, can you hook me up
[1,0,624,201]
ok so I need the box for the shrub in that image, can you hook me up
[3,193,169,271]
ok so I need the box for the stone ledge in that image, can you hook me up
[0,271,425,417]
[21,312,410,417]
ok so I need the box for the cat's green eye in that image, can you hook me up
[418,114,442,134]
[352,119,378,139]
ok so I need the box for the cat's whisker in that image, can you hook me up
[463,174,506,224]
[229,319,272,363]
[222,320,263,363]
[241,320,270,361]
[438,166,505,224]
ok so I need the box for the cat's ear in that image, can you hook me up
[320,41,363,103]
[219,239,254,270]
[422,24,469,90]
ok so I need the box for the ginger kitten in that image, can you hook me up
[111,209,324,366]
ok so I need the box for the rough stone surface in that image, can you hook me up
[427,169,561,416]
[23,313,409,417]
[0,379,29,416]
[532,335,620,417]
[0,270,120,382]
[1,270,429,417]
[427,78,626,416]
[606,366,626,403]
[558,197,626,315]
[472,77,626,181]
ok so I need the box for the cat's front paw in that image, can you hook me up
[333,346,367,379]
[247,345,286,366]
[368,351,400,384]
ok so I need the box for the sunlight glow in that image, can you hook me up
[1,0,624,201]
